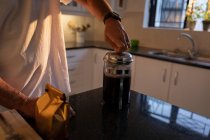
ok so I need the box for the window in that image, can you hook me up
[146,0,210,31]
[148,0,188,29]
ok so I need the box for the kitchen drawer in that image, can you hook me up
[66,49,91,63]
[69,72,84,83]
[69,72,93,94]
[69,74,85,94]
[69,77,88,94]
[69,79,84,90]
[70,82,86,94]
[68,62,83,76]
[66,48,94,95]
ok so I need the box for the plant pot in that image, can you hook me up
[187,21,196,30]
[202,21,210,31]
[76,32,85,43]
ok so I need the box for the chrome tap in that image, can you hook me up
[177,33,199,59]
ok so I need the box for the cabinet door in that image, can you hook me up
[61,1,81,12]
[92,49,109,89]
[66,49,93,94]
[133,57,172,101]
[60,0,89,15]
[114,0,127,11]
[168,64,210,118]
[107,0,126,15]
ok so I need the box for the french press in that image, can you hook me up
[103,51,133,109]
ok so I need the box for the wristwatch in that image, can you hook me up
[103,12,121,24]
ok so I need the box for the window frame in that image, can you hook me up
[147,0,189,29]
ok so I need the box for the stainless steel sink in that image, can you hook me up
[148,50,210,64]
[194,56,210,63]
[148,50,188,59]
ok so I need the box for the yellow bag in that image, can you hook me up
[35,84,71,139]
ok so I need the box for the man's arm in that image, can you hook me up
[75,0,130,53]
[74,0,111,20]
[0,78,37,117]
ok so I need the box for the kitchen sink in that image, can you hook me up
[148,50,188,59]
[194,56,210,63]
[148,50,210,64]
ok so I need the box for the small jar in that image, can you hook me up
[103,51,133,109]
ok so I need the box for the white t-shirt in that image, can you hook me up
[0,0,72,98]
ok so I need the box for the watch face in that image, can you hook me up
[111,12,121,21]
[113,12,119,17]
[113,12,121,18]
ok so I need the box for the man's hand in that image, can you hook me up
[104,18,130,53]
[0,78,39,118]
[74,0,130,53]
[17,98,38,118]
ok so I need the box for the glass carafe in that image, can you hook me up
[103,51,133,110]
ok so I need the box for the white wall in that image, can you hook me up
[93,0,210,56]
[61,14,95,42]
[61,0,210,55]
[122,0,210,56]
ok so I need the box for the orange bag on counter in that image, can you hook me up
[35,84,72,139]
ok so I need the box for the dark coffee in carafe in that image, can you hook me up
[103,51,133,110]
[103,74,131,108]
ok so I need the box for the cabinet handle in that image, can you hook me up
[69,68,76,72]
[70,80,76,84]
[94,54,97,64]
[119,0,124,7]
[67,55,76,59]
[174,72,179,86]
[117,0,125,9]
[162,69,167,82]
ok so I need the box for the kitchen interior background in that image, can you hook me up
[61,0,210,56]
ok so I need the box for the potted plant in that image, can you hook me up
[203,11,210,31]
[68,21,91,43]
[186,0,196,30]
[186,15,196,30]
[202,1,210,31]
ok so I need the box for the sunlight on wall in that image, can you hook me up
[61,14,94,42]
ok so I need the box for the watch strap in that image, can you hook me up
[103,12,121,24]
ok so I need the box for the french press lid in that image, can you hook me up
[103,51,133,64]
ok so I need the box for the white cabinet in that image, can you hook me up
[61,1,80,12]
[168,64,210,118]
[66,49,93,94]
[107,0,127,16]
[113,0,127,11]
[60,0,126,16]
[125,0,145,13]
[66,47,210,117]
[109,0,145,13]
[133,57,172,101]
[134,56,210,118]
[60,0,89,15]
[66,48,109,93]
[92,49,109,89]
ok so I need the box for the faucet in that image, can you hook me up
[177,33,199,59]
